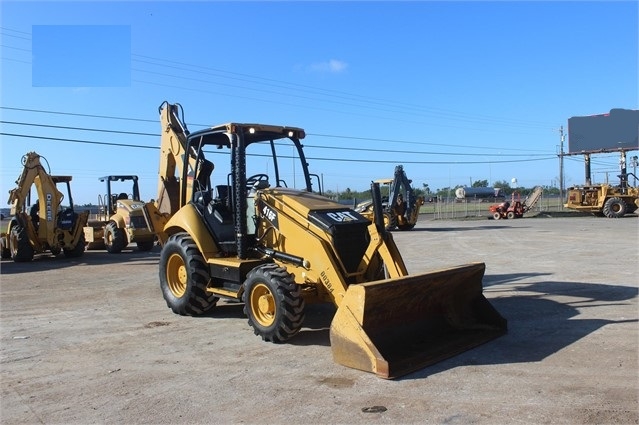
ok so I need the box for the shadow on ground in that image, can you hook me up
[191,270,638,379]
[0,248,161,274]
[401,277,638,380]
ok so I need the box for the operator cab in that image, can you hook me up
[185,123,310,258]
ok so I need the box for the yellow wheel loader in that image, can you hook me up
[143,102,506,379]
[83,175,156,252]
[0,152,88,262]
[355,165,425,231]
[565,182,639,218]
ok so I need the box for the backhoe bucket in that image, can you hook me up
[330,263,506,379]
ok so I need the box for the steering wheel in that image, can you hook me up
[246,173,269,189]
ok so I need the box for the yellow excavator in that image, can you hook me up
[355,165,425,231]
[0,152,88,262]
[143,102,506,379]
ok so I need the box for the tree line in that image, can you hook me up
[324,179,561,203]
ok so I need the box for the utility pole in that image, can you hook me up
[558,126,565,207]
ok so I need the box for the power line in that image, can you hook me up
[0,120,158,137]
[0,106,551,153]
[131,54,554,129]
[131,76,551,134]
[0,26,557,131]
[0,132,159,150]
[0,120,551,157]
[132,65,550,131]
[0,132,557,165]
[1,106,158,124]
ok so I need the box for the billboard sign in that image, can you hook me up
[567,108,639,154]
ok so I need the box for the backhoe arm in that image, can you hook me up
[8,152,64,217]
[155,101,202,217]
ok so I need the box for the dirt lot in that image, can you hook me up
[1,215,637,425]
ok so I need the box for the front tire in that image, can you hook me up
[159,232,218,316]
[493,212,501,220]
[242,263,305,343]
[602,197,626,218]
[9,224,33,262]
[104,222,127,253]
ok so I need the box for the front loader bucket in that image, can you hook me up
[330,263,506,379]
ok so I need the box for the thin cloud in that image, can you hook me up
[308,59,348,74]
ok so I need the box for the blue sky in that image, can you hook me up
[1,1,637,205]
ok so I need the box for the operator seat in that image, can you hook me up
[117,192,128,200]
[194,189,236,254]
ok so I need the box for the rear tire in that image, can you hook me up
[63,234,85,258]
[137,240,155,251]
[104,222,127,253]
[384,213,397,231]
[159,232,218,316]
[10,224,33,262]
[506,211,516,219]
[397,222,416,231]
[243,263,305,343]
[602,197,626,218]
[1,236,11,259]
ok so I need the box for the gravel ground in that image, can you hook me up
[1,214,637,424]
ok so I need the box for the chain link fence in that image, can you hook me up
[420,194,565,220]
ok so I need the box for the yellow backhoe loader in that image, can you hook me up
[355,165,425,231]
[0,152,88,262]
[83,175,156,252]
[143,102,506,379]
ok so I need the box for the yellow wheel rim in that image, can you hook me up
[166,253,187,298]
[383,213,391,228]
[250,283,275,327]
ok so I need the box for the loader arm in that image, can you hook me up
[256,186,506,379]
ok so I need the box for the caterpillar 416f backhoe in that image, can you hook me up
[143,102,506,379]
[0,152,88,262]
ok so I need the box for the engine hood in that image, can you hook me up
[116,199,146,213]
